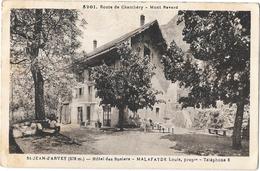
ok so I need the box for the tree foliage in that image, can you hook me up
[162,11,250,149]
[92,43,161,129]
[10,9,85,119]
[177,11,250,104]
[162,41,218,108]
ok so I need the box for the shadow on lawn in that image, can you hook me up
[9,129,23,153]
[161,133,249,156]
[61,127,143,142]
[11,127,137,154]
[12,132,101,154]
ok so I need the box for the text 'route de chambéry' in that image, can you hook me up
[96,5,178,10]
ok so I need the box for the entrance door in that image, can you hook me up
[103,105,111,127]
[77,107,83,124]
[87,106,91,123]
[61,104,71,124]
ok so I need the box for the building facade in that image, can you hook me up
[64,15,188,127]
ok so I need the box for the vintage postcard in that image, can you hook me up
[0,0,259,169]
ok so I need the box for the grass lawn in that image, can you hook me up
[12,126,249,156]
[12,127,123,154]
[161,133,249,156]
[14,133,101,154]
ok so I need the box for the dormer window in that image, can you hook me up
[144,45,151,59]
[114,60,121,70]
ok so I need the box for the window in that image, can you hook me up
[79,87,83,96]
[88,70,93,81]
[78,72,84,83]
[177,93,181,101]
[156,107,160,116]
[77,107,83,124]
[88,86,91,95]
[103,105,111,127]
[88,86,93,101]
[114,60,120,70]
[144,45,151,58]
[87,106,91,122]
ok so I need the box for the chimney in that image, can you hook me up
[93,40,97,50]
[140,15,145,26]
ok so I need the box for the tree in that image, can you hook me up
[10,9,85,119]
[92,43,160,130]
[162,11,250,149]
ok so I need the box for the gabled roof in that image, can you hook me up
[75,20,166,66]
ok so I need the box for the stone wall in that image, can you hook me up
[12,121,38,138]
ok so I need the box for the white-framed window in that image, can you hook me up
[144,45,151,58]
[88,86,91,95]
[77,106,83,123]
[79,87,84,96]
[156,107,160,116]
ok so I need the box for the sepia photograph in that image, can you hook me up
[1,1,259,169]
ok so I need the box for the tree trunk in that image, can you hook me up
[30,9,45,120]
[133,110,137,118]
[232,100,245,149]
[31,66,45,120]
[118,105,126,131]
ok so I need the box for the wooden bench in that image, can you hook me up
[208,128,227,136]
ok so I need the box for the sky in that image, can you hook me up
[79,9,178,53]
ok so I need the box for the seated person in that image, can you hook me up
[47,114,60,133]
